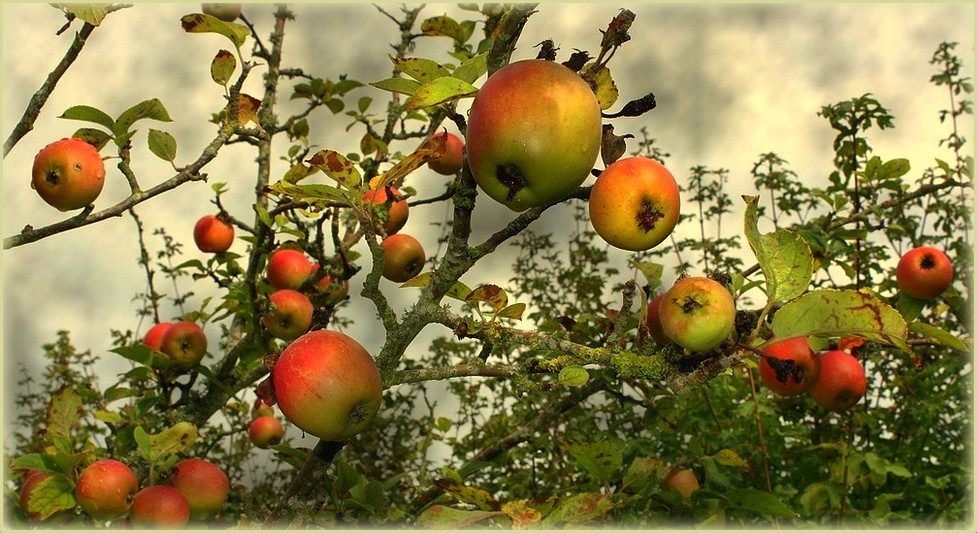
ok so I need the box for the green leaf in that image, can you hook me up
[743,195,814,302]
[558,366,590,387]
[451,52,488,84]
[631,260,664,291]
[45,387,82,443]
[723,488,797,518]
[566,441,623,482]
[306,149,363,192]
[59,104,115,130]
[421,15,468,43]
[433,479,500,511]
[498,303,526,320]
[404,76,478,111]
[415,505,503,529]
[70,127,112,150]
[541,492,615,527]
[908,321,970,352]
[770,289,910,351]
[26,475,76,520]
[267,181,351,206]
[621,456,667,494]
[357,96,373,113]
[210,49,236,86]
[370,76,422,96]
[11,453,62,474]
[94,410,123,425]
[390,56,450,83]
[50,3,111,26]
[151,422,199,460]
[133,426,152,462]
[147,129,177,162]
[114,98,173,139]
[710,448,750,471]
[180,13,250,48]
[878,158,911,180]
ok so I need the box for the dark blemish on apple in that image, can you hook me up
[920,253,936,269]
[763,354,805,385]
[46,169,61,186]
[348,402,369,425]
[496,164,526,201]
[636,198,663,233]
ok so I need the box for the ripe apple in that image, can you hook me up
[169,458,229,521]
[665,467,700,498]
[758,337,821,396]
[272,330,383,442]
[193,214,234,253]
[588,157,681,251]
[261,289,314,341]
[142,322,173,352]
[266,248,314,290]
[201,3,241,21]
[659,277,735,353]
[75,459,138,521]
[362,186,409,235]
[130,485,190,528]
[896,246,954,300]
[643,293,671,344]
[159,321,208,367]
[466,59,602,211]
[381,233,425,282]
[427,131,464,175]
[808,350,867,412]
[31,137,106,211]
[310,266,350,305]
[248,415,285,448]
[19,470,51,521]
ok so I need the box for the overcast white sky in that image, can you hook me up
[2,3,974,443]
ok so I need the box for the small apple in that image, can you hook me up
[19,470,51,521]
[427,131,464,175]
[253,398,275,418]
[659,277,735,353]
[261,289,314,341]
[310,265,350,305]
[31,137,105,211]
[381,233,425,283]
[193,214,234,253]
[808,350,867,412]
[363,186,409,236]
[169,458,229,521]
[588,157,681,251]
[75,459,138,521]
[466,59,602,211]
[130,485,190,528]
[643,293,671,344]
[896,246,954,300]
[142,322,173,352]
[665,467,700,498]
[159,321,208,367]
[272,330,383,442]
[201,3,241,21]
[248,415,285,448]
[758,337,821,396]
[266,248,314,290]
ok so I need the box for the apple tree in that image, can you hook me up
[3,3,973,529]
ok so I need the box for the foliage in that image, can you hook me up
[3,3,973,530]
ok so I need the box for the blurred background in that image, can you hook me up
[3,2,974,449]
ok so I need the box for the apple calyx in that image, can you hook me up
[636,198,665,233]
[496,164,526,201]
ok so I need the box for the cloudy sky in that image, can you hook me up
[3,3,974,441]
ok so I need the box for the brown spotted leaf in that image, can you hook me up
[150,422,199,460]
[433,479,501,511]
[502,500,543,529]
[581,63,618,111]
[415,505,504,529]
[181,13,250,48]
[465,284,508,314]
[227,93,261,128]
[541,492,615,527]
[307,150,363,192]
[211,49,236,86]
[26,475,76,520]
[566,440,623,482]
[368,134,446,191]
[45,387,82,444]
[420,15,469,44]
[389,56,450,83]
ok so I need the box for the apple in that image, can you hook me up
[310,266,350,305]
[665,467,700,498]
[427,131,464,175]
[169,458,229,521]
[266,248,314,290]
[31,137,105,211]
[142,322,173,352]
[659,277,735,353]
[261,289,314,341]
[75,459,138,521]
[588,157,681,251]
[159,321,208,367]
[272,330,383,442]
[362,186,409,235]
[253,398,275,418]
[808,350,867,412]
[130,485,190,528]
[193,214,234,253]
[381,233,425,283]
[249,415,285,448]
[643,293,671,344]
[19,470,51,521]
[201,3,241,21]
[896,246,954,300]
[466,59,602,211]
[758,337,821,396]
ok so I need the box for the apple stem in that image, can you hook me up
[265,439,346,525]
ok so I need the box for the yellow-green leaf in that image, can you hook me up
[433,479,500,512]
[368,134,446,192]
[743,195,814,303]
[582,63,618,111]
[502,500,542,529]
[415,505,503,529]
[210,49,236,86]
[404,76,478,111]
[26,475,76,520]
[711,448,750,470]
[181,13,250,48]
[466,284,508,313]
[498,303,526,320]
[370,76,422,96]
[908,321,970,352]
[390,56,450,83]
[558,366,590,387]
[151,422,199,459]
[45,388,82,444]
[421,15,468,43]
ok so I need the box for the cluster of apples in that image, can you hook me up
[248,398,285,448]
[143,320,209,369]
[258,248,350,340]
[19,457,229,527]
